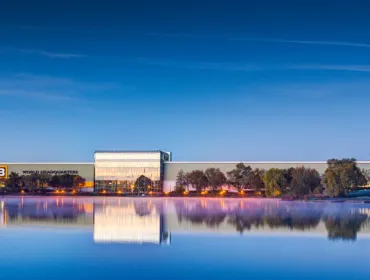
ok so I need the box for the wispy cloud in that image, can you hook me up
[137,57,264,71]
[0,89,77,101]
[290,64,370,72]
[19,49,87,58]
[252,80,370,100]
[230,38,370,49]
[0,74,126,103]
[148,33,370,49]
[138,57,370,73]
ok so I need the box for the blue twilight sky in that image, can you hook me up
[1,0,370,162]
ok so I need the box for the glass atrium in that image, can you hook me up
[94,150,171,193]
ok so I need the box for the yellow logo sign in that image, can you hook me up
[0,166,8,179]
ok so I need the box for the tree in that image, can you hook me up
[290,167,322,196]
[6,172,21,192]
[175,170,188,194]
[323,158,367,197]
[135,175,152,194]
[59,174,74,188]
[50,175,61,188]
[187,170,208,193]
[204,168,226,192]
[263,168,288,197]
[227,163,253,191]
[250,169,265,190]
[362,169,370,184]
[73,175,86,188]
[38,173,52,187]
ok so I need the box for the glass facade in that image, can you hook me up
[94,151,171,193]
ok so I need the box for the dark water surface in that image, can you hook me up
[1,197,370,280]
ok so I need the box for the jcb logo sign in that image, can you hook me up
[0,166,8,179]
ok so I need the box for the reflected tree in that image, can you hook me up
[228,210,266,233]
[323,211,368,241]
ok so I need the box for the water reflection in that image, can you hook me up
[0,197,370,242]
[93,200,170,244]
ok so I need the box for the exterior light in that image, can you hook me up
[21,190,25,194]
[149,191,153,195]
[164,192,169,195]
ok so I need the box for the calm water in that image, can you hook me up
[0,197,370,280]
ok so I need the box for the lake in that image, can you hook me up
[0,196,369,280]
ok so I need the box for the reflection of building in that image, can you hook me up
[0,201,5,227]
[1,197,370,241]
[93,203,170,244]
[94,151,171,193]
[0,199,93,228]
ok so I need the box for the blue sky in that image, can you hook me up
[1,0,370,162]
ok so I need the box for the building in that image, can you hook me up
[0,163,94,189]
[94,150,171,193]
[1,150,370,192]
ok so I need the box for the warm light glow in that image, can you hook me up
[55,190,60,194]
[117,190,123,195]
[101,190,107,194]
[183,191,189,195]
[21,190,25,194]
[149,191,153,195]
[240,190,245,195]
[83,203,94,213]
[164,192,169,195]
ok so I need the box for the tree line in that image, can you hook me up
[5,172,86,193]
[175,158,369,198]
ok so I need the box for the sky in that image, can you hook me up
[1,0,370,162]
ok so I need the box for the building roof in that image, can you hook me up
[94,150,167,154]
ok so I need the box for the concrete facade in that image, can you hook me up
[1,159,370,192]
[0,163,94,186]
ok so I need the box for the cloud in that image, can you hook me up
[0,74,125,103]
[254,80,370,100]
[19,49,86,58]
[0,89,77,101]
[290,64,370,72]
[137,57,264,71]
[138,58,370,73]
[231,38,370,49]
[148,33,370,49]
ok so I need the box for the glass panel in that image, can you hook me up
[94,152,164,193]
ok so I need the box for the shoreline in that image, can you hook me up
[1,193,370,203]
